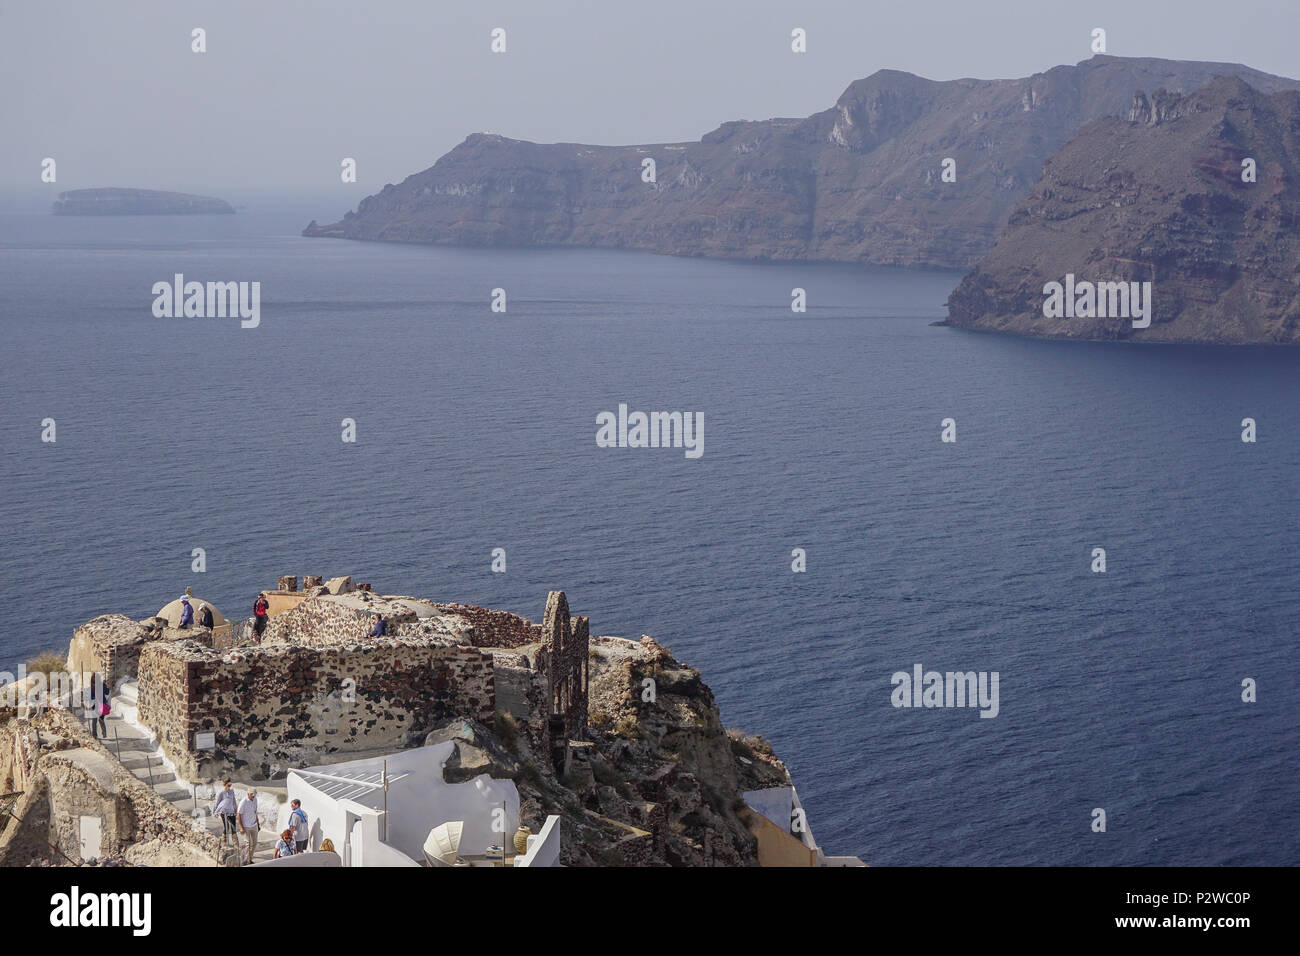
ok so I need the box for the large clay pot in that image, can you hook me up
[513,825,531,857]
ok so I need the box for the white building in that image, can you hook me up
[270,741,560,867]
[743,786,865,867]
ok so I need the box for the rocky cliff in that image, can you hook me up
[304,56,1299,269]
[453,634,798,866]
[943,77,1300,343]
[53,188,234,215]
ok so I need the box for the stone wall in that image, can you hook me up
[64,615,218,693]
[539,591,590,744]
[138,638,495,780]
[491,659,550,756]
[431,603,543,648]
[65,614,156,692]
[261,595,418,647]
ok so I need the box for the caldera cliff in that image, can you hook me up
[304,56,1299,270]
[943,77,1300,344]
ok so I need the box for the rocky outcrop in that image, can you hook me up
[28,580,835,866]
[501,635,791,866]
[303,56,1299,269]
[53,188,234,215]
[944,77,1300,343]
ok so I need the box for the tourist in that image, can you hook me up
[198,602,214,629]
[252,594,269,642]
[178,596,194,629]
[275,828,296,859]
[369,614,386,637]
[288,798,310,853]
[237,789,261,864]
[86,678,108,738]
[319,838,337,855]
[212,779,238,846]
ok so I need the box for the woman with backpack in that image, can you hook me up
[86,678,109,738]
[275,828,296,859]
[252,594,269,642]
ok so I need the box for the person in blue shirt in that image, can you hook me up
[178,597,194,629]
[369,614,386,637]
[288,799,310,853]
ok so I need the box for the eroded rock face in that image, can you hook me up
[945,77,1300,343]
[303,56,1300,270]
[509,635,791,866]
[424,717,521,783]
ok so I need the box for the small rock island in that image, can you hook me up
[53,188,235,216]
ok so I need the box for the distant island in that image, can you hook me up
[302,56,1299,271]
[53,187,234,216]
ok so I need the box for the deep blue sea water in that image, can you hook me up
[1,205,1296,865]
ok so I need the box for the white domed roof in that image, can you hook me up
[155,597,226,627]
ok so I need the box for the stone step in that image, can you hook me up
[119,751,165,769]
[108,737,156,753]
[251,846,278,864]
[155,786,195,806]
[220,839,280,865]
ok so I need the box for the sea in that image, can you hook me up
[1,201,1296,865]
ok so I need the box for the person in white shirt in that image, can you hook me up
[237,790,261,864]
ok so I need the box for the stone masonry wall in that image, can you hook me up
[432,603,543,648]
[540,591,590,743]
[260,596,422,648]
[138,638,495,780]
[65,614,157,692]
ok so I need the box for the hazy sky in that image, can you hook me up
[3,0,1298,201]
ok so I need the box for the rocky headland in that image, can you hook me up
[1,580,851,867]
[53,188,234,216]
[943,77,1300,343]
[303,56,1299,270]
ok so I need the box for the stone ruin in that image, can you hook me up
[60,576,590,783]
[0,707,233,867]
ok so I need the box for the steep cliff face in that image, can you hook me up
[496,635,794,866]
[304,56,1299,269]
[944,77,1300,343]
